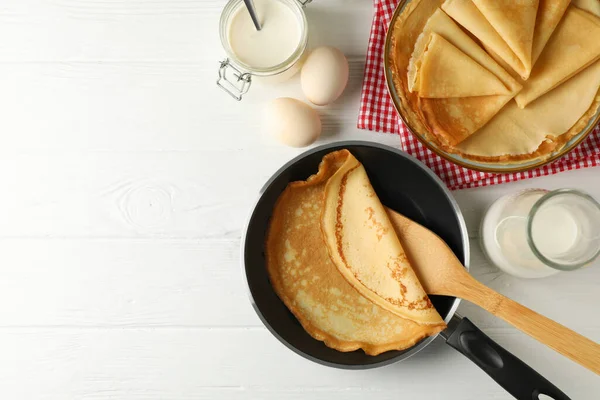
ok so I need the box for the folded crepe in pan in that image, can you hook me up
[457,59,600,159]
[515,6,600,109]
[407,10,521,146]
[265,150,445,355]
[442,0,528,79]
[417,33,510,97]
[321,151,445,326]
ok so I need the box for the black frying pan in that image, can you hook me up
[241,141,569,400]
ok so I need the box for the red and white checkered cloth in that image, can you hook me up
[358,0,600,190]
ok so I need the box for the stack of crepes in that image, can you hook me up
[388,0,600,163]
[266,150,446,355]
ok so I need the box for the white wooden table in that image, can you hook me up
[0,1,598,399]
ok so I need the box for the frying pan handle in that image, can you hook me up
[444,316,570,400]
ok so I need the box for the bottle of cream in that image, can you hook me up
[218,0,310,100]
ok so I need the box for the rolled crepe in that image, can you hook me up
[321,152,445,326]
[442,0,528,79]
[515,6,600,109]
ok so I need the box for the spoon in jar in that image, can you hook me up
[243,0,262,31]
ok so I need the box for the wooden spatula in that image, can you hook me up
[386,208,600,375]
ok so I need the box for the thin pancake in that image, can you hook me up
[408,8,522,94]
[531,0,571,65]
[442,0,528,79]
[417,33,510,98]
[389,0,445,149]
[321,151,445,326]
[472,0,539,77]
[419,94,515,146]
[573,0,600,17]
[458,59,600,158]
[515,6,600,109]
[406,7,521,146]
[266,150,445,355]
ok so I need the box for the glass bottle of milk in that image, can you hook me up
[480,189,600,278]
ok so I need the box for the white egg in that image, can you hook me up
[265,97,322,148]
[301,46,349,106]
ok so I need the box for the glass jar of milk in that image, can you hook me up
[480,189,600,278]
[217,0,311,100]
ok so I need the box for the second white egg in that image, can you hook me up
[265,97,321,148]
[301,46,349,106]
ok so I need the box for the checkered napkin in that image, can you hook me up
[358,0,600,190]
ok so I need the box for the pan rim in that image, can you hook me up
[240,140,470,369]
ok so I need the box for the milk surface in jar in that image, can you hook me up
[228,0,302,69]
[480,189,600,278]
[218,0,308,90]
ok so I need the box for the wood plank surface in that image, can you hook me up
[0,0,598,398]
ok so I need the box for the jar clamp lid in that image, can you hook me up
[217,59,252,101]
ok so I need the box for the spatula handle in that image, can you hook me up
[493,294,600,375]
[459,278,600,375]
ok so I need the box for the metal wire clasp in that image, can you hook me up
[297,0,312,6]
[217,59,252,101]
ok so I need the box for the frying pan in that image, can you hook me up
[241,141,570,400]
